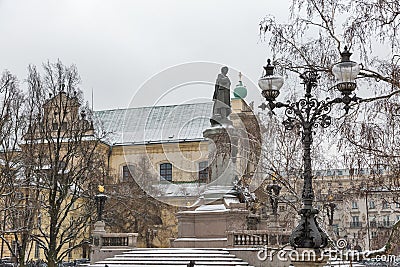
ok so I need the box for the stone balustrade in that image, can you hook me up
[100,233,137,247]
[91,221,139,263]
[227,230,290,248]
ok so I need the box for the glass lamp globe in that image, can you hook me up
[332,46,360,94]
[258,59,284,101]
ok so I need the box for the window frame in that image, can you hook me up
[160,162,172,181]
[368,200,376,209]
[122,164,134,182]
[198,161,209,182]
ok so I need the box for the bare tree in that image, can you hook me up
[104,156,174,248]
[0,70,34,267]
[20,61,107,267]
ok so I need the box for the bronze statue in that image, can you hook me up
[211,66,231,126]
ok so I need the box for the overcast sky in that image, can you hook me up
[0,0,290,111]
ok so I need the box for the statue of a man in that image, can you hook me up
[211,66,231,126]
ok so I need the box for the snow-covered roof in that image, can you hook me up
[94,102,213,145]
[195,204,227,211]
[153,182,206,197]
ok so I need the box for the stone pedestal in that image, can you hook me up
[171,198,248,248]
[203,125,238,188]
[93,221,106,234]
[92,221,106,249]
[171,119,247,248]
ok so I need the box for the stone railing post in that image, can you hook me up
[127,233,138,247]
[226,231,234,247]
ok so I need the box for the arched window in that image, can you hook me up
[160,163,172,181]
[122,164,134,182]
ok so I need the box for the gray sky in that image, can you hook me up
[0,0,289,111]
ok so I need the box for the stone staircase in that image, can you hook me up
[91,248,254,267]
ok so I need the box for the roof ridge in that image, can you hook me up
[94,101,212,113]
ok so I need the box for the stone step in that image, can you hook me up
[122,249,230,254]
[112,255,238,259]
[92,248,253,267]
[93,265,250,267]
[96,261,250,265]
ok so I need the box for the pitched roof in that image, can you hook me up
[94,102,213,145]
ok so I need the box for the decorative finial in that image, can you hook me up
[263,59,274,76]
[98,185,105,193]
[340,46,352,62]
[238,72,243,82]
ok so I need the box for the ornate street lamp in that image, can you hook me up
[94,185,107,222]
[258,47,360,249]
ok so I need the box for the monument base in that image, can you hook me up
[171,187,248,248]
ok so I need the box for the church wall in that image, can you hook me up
[108,141,209,183]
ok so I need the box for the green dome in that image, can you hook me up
[233,81,247,99]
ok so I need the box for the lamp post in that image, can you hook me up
[94,185,107,222]
[258,47,360,249]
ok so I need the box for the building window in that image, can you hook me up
[352,201,358,209]
[337,170,343,176]
[160,163,172,181]
[351,216,360,227]
[198,161,208,182]
[369,200,375,209]
[371,232,377,238]
[52,123,59,131]
[35,241,40,258]
[382,200,389,209]
[383,215,391,227]
[396,203,400,209]
[333,224,339,236]
[122,165,134,182]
